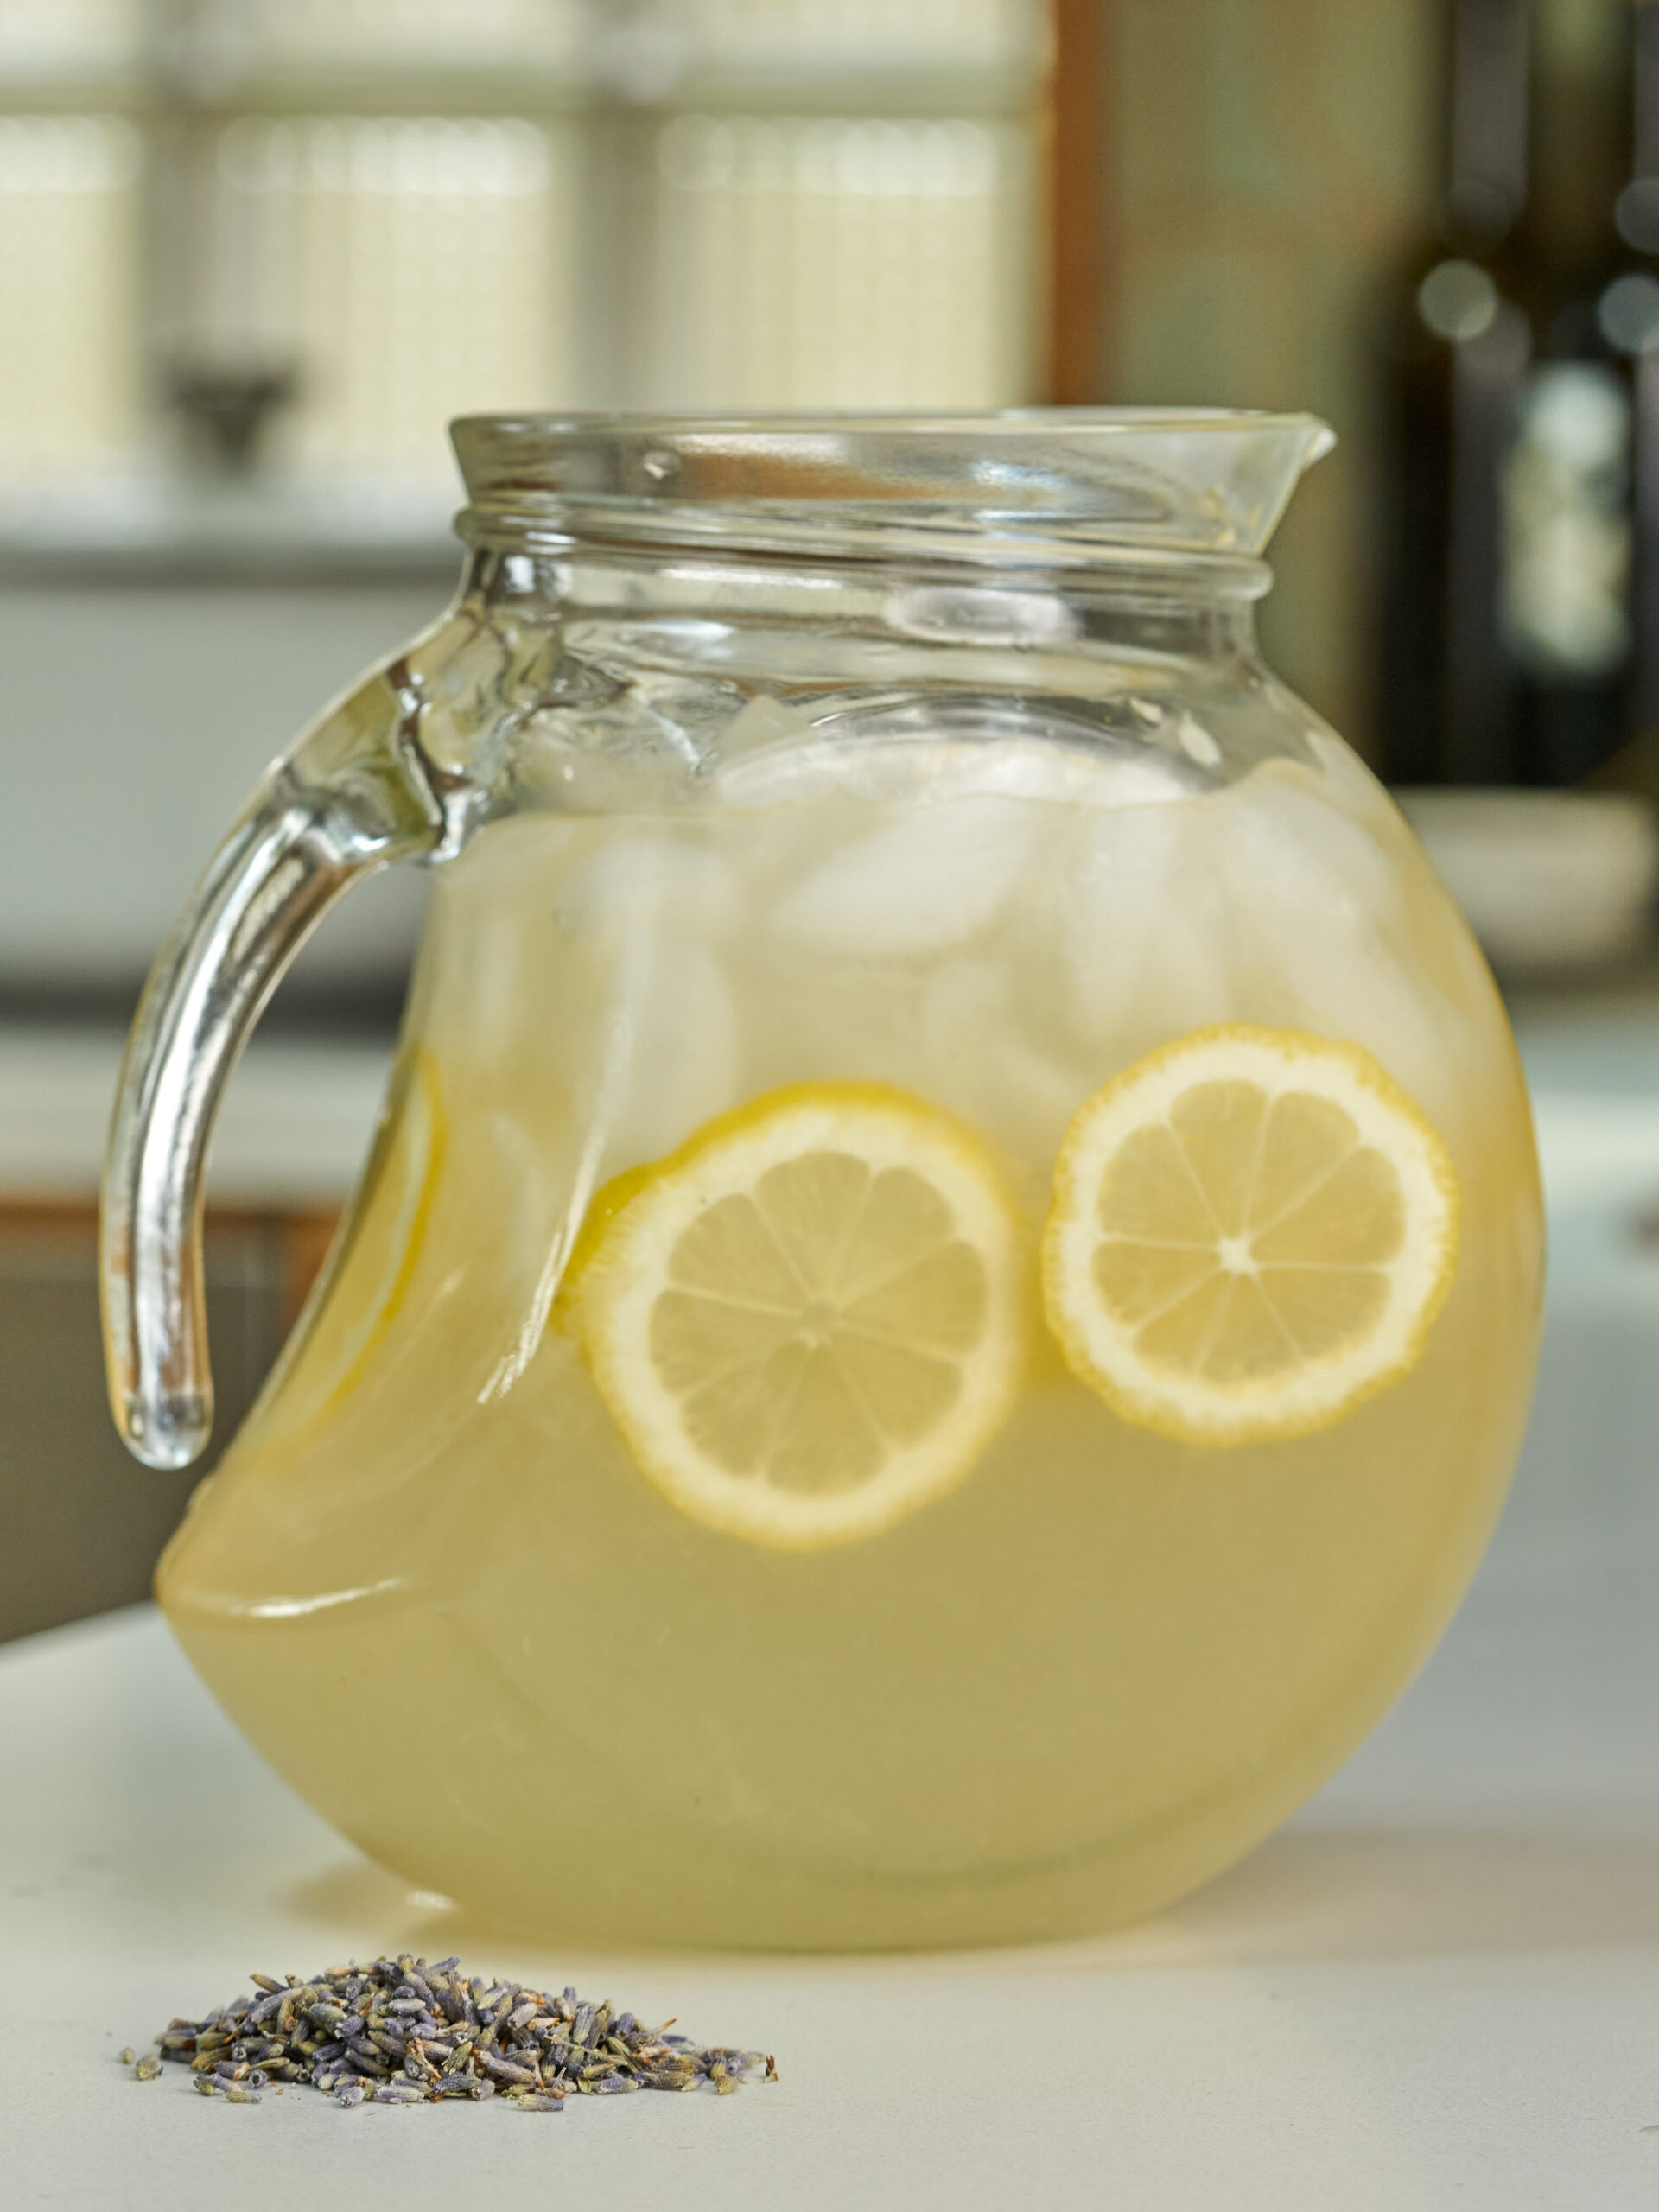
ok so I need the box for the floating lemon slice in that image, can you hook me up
[270,1049,444,1439]
[574,1084,1026,1549]
[1042,1027,1459,1447]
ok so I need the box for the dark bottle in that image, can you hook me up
[1617,0,1659,765]
[1376,0,1659,789]
[1376,0,1532,785]
[1501,0,1646,786]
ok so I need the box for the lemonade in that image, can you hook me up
[158,728,1542,1948]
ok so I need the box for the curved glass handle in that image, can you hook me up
[100,660,454,1470]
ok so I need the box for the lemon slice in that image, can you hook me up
[1042,1027,1459,1446]
[574,1084,1025,1548]
[270,1049,444,1437]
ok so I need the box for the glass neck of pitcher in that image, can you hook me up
[452,531,1271,671]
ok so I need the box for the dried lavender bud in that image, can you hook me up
[482,2054,539,2086]
[152,1956,774,2114]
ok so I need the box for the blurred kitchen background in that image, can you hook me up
[4,0,1659,1643]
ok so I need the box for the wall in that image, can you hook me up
[0,578,447,999]
[1096,0,1438,753]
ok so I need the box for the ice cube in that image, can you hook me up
[921,957,1082,1158]
[714,727,1201,812]
[608,937,739,1161]
[1209,768,1448,1098]
[770,793,1036,958]
[545,835,741,1158]
[926,737,1202,808]
[714,691,822,766]
[1217,772,1404,941]
[553,830,740,946]
[1058,794,1235,1049]
[713,729,963,810]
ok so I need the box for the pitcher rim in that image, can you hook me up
[448,408,1335,569]
[451,405,1334,438]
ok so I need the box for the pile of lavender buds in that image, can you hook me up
[148,1955,776,2110]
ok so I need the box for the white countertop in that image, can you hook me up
[7,1529,1659,2210]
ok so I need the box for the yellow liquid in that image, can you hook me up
[161,740,1543,1948]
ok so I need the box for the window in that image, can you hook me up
[0,0,1047,498]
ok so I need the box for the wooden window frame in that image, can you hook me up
[1043,0,1108,404]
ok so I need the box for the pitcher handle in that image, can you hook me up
[100,661,451,1471]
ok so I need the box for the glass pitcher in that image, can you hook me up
[102,412,1542,1951]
